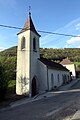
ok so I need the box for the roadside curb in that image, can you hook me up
[59,79,79,91]
[71,110,80,120]
[33,91,47,99]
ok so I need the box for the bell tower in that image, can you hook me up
[16,12,40,96]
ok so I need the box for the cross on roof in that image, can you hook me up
[29,6,31,16]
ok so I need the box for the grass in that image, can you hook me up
[74,62,80,67]
[74,62,80,65]
[0,80,27,107]
[8,80,16,89]
[0,79,27,108]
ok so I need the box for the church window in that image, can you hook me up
[33,37,36,51]
[51,73,54,90]
[21,36,25,50]
[51,73,54,82]
[58,74,60,83]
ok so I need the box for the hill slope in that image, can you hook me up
[0,46,80,62]
[40,48,80,62]
[0,46,17,57]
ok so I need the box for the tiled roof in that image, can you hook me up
[60,58,73,65]
[17,12,40,37]
[38,58,69,71]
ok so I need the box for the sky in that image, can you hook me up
[0,0,80,50]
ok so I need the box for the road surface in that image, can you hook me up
[0,80,80,120]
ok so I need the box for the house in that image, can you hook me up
[60,58,76,80]
[16,12,70,97]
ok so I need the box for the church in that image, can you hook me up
[16,12,70,97]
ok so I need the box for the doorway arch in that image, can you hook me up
[32,77,37,96]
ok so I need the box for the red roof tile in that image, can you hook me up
[39,58,69,71]
[17,12,40,37]
[60,58,73,65]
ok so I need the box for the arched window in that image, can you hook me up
[33,37,36,51]
[21,36,25,50]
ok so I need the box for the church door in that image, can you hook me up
[32,77,36,96]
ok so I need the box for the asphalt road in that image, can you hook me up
[0,80,80,120]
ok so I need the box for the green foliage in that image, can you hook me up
[8,80,16,89]
[0,46,80,100]
[1,46,80,63]
[0,63,8,101]
[0,56,16,81]
[40,48,80,62]
[0,46,17,57]
[0,54,16,101]
[75,62,80,69]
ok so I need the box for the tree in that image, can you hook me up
[0,63,8,101]
[0,56,16,101]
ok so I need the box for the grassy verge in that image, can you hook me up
[8,80,16,89]
[74,62,80,69]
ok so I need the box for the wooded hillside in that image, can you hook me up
[0,47,80,62]
[0,46,80,101]
[40,48,80,62]
[0,46,17,57]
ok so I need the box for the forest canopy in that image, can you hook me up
[0,46,80,62]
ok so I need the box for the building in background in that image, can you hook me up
[60,58,76,80]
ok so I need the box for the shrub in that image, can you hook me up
[0,64,8,101]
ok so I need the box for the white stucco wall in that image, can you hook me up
[16,29,40,96]
[37,60,70,92]
[37,60,48,92]
[63,64,76,79]
[29,31,40,94]
[48,69,70,91]
[16,30,30,95]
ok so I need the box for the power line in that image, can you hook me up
[38,30,80,38]
[0,24,80,38]
[0,24,21,30]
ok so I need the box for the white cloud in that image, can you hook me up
[40,34,53,46]
[77,45,80,48]
[64,44,68,48]
[40,17,80,48]
[67,35,80,44]
[56,17,80,33]
[0,47,6,51]
[75,23,80,30]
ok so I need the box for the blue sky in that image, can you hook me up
[0,0,80,50]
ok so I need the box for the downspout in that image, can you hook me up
[47,66,49,91]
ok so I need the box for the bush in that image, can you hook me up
[0,56,16,101]
[0,80,8,101]
[0,64,8,101]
